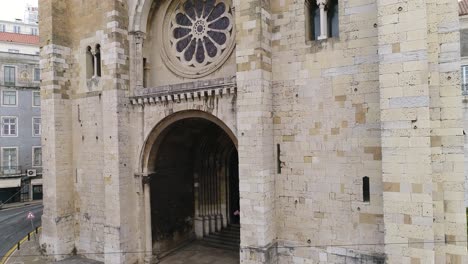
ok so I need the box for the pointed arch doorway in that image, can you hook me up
[142,112,240,261]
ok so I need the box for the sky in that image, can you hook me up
[0,0,38,22]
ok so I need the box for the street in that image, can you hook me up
[0,204,43,259]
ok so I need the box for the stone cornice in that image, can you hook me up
[130,76,236,105]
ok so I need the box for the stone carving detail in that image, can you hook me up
[162,0,235,78]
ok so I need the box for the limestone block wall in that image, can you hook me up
[234,0,277,263]
[40,0,468,263]
[270,0,384,262]
[72,96,105,260]
[39,0,76,259]
[269,0,467,262]
[41,1,140,263]
[378,0,467,263]
[427,1,466,263]
[465,102,468,207]
[460,13,468,211]
[378,0,434,262]
[376,0,467,263]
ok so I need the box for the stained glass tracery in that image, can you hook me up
[169,0,233,68]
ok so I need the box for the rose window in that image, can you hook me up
[163,0,235,78]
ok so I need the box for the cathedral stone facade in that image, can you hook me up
[39,0,467,263]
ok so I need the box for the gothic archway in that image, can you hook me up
[142,112,240,260]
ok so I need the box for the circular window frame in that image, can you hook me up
[161,0,236,79]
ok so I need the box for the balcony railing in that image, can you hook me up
[463,84,468,96]
[0,166,22,176]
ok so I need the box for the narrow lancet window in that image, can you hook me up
[363,176,370,202]
[86,46,94,79]
[95,44,101,77]
[328,0,339,38]
[277,144,282,174]
[143,58,148,88]
[305,0,320,41]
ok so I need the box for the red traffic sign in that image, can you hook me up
[27,212,35,219]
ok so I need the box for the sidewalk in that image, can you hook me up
[5,231,102,264]
[5,233,47,264]
[5,229,238,264]
[0,200,42,211]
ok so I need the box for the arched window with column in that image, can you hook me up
[85,44,102,79]
[305,0,339,41]
[86,46,94,79]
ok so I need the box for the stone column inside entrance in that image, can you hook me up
[194,172,204,238]
[142,175,153,263]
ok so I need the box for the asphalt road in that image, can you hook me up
[0,204,43,259]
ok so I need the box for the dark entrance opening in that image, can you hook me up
[0,187,20,204]
[228,151,239,225]
[149,117,239,257]
[32,185,43,200]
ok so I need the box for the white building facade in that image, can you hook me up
[0,8,41,205]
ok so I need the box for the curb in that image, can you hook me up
[0,226,42,264]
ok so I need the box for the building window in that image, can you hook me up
[32,117,41,136]
[2,147,18,172]
[34,68,40,81]
[86,45,102,79]
[0,24,5,32]
[2,90,17,106]
[86,46,94,79]
[305,0,339,41]
[1,117,17,136]
[13,25,20,33]
[33,185,42,194]
[305,1,320,41]
[33,91,40,107]
[8,49,19,53]
[4,66,15,86]
[31,28,38,35]
[462,65,468,95]
[143,58,148,88]
[32,147,42,167]
[363,176,370,202]
[95,44,101,77]
[328,0,339,38]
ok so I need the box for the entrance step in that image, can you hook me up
[201,224,240,251]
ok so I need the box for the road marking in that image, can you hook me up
[27,212,35,219]
[0,226,42,264]
[0,205,43,226]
